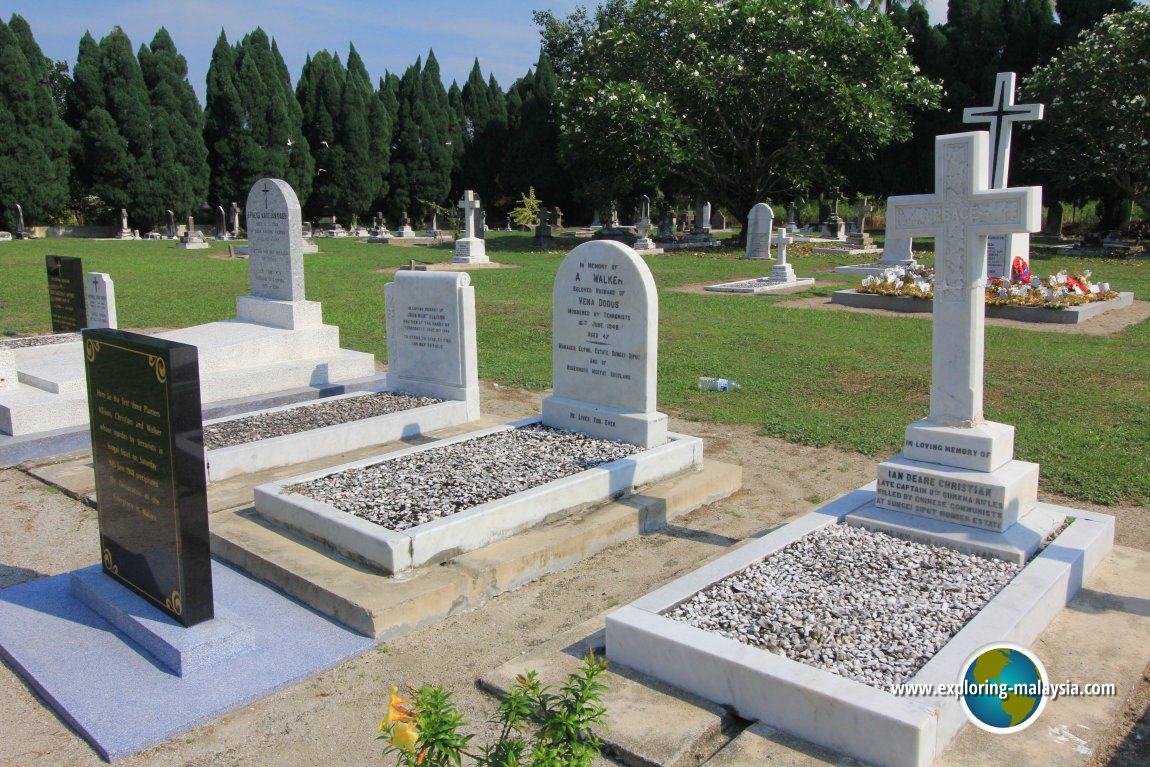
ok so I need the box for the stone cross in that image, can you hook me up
[774,227,793,266]
[537,207,550,229]
[962,72,1043,190]
[458,191,482,238]
[886,132,1040,427]
[551,207,563,229]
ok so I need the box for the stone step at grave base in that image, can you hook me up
[209,459,742,640]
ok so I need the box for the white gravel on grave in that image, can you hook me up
[287,423,640,531]
[664,523,1022,689]
[0,333,80,349]
[203,391,442,450]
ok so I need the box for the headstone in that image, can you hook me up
[608,204,620,228]
[768,228,797,282]
[82,329,213,626]
[45,255,87,332]
[710,209,726,231]
[384,271,479,408]
[13,202,26,239]
[655,208,675,242]
[856,197,872,233]
[166,210,176,239]
[962,72,1043,281]
[116,209,135,240]
[397,210,415,238]
[453,190,489,263]
[532,207,553,246]
[86,272,118,329]
[551,207,564,230]
[786,201,798,231]
[541,240,667,448]
[879,131,1041,531]
[877,236,916,267]
[215,206,228,240]
[821,189,846,239]
[634,195,654,249]
[229,202,240,237]
[699,201,712,233]
[742,203,775,259]
[178,215,209,250]
[591,209,602,228]
[237,178,320,329]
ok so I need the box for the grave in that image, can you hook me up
[396,211,415,238]
[607,132,1115,767]
[452,190,489,263]
[85,272,117,329]
[367,211,392,243]
[45,255,87,332]
[0,178,379,441]
[202,270,480,481]
[531,207,555,247]
[740,203,775,259]
[177,215,209,249]
[250,240,712,598]
[706,228,815,293]
[0,329,373,760]
[114,209,136,240]
[684,199,722,248]
[633,194,660,252]
[833,235,919,277]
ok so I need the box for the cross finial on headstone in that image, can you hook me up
[887,132,1041,427]
[262,181,272,209]
[962,72,1044,189]
[91,274,100,292]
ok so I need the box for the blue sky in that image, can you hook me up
[12,0,590,100]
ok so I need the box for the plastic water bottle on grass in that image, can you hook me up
[697,377,741,391]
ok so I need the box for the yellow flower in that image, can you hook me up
[380,685,420,753]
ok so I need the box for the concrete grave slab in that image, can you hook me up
[0,560,374,762]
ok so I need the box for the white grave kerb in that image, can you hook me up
[541,240,667,448]
[236,178,322,329]
[86,272,118,329]
[962,72,1043,280]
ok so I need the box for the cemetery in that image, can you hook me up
[2,2,1150,767]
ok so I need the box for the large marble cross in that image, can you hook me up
[887,132,1041,427]
[774,227,793,265]
[458,190,481,238]
[962,72,1043,190]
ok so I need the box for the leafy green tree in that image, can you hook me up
[505,51,570,213]
[204,28,312,209]
[387,51,453,222]
[541,0,938,222]
[65,26,155,228]
[0,15,71,227]
[137,28,208,223]
[1025,5,1150,222]
[458,60,511,214]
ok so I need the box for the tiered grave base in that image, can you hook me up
[605,487,1114,767]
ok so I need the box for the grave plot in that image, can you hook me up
[607,129,1116,767]
[255,419,701,572]
[235,240,729,638]
[203,268,481,481]
[707,223,814,294]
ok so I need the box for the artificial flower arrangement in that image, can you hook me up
[856,265,1119,309]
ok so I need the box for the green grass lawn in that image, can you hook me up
[3,232,1148,506]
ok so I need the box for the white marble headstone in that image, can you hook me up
[541,240,667,447]
[385,271,478,410]
[245,179,304,302]
[85,272,117,329]
[743,203,775,259]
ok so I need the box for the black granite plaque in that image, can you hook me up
[45,255,87,332]
[82,329,214,626]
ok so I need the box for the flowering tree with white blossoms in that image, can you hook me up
[1024,5,1150,220]
[540,0,940,221]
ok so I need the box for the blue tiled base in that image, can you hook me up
[0,560,375,762]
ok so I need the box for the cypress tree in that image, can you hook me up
[388,52,453,222]
[375,73,400,214]
[137,28,208,223]
[506,51,568,210]
[298,50,342,214]
[203,30,246,205]
[343,45,385,219]
[0,16,70,227]
[447,80,466,197]
[458,61,510,213]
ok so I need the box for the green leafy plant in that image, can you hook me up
[509,187,543,229]
[379,652,608,767]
